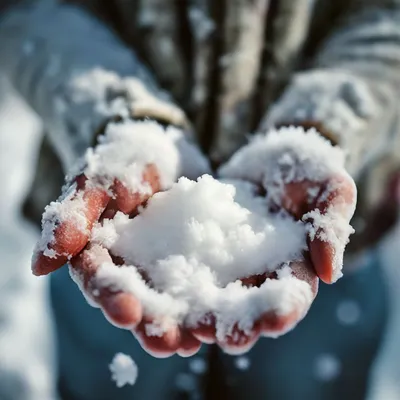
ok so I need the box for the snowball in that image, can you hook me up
[92,175,313,343]
[234,356,251,371]
[314,354,341,382]
[109,353,138,388]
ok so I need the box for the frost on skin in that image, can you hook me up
[109,353,138,388]
[219,127,357,283]
[90,176,316,354]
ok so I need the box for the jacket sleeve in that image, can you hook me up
[0,0,187,170]
[261,1,400,177]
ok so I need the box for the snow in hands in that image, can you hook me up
[32,122,355,356]
[91,175,315,350]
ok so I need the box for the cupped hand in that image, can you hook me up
[32,120,209,357]
[219,126,357,284]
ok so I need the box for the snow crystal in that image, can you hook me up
[189,358,207,375]
[336,300,361,325]
[314,354,341,382]
[234,356,251,371]
[92,175,313,343]
[109,353,138,388]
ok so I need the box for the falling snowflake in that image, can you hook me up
[175,373,196,392]
[314,354,341,381]
[189,358,207,375]
[234,356,251,371]
[336,300,361,325]
[109,353,138,388]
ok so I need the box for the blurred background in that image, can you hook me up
[0,76,56,399]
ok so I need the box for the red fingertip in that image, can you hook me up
[134,320,181,358]
[261,309,300,336]
[309,239,334,284]
[177,329,202,357]
[191,316,217,344]
[101,292,143,329]
[31,252,68,276]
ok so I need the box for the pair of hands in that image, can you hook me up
[32,123,356,357]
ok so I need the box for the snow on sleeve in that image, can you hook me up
[109,353,138,388]
[261,70,375,145]
[84,120,210,193]
[90,175,313,346]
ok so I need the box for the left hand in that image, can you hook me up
[211,127,357,349]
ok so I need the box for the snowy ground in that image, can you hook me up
[0,76,56,399]
[0,73,399,399]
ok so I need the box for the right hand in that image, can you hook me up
[32,120,209,357]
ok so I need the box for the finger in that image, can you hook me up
[191,314,217,344]
[177,328,202,357]
[261,259,318,336]
[134,319,181,358]
[217,322,261,355]
[32,177,110,276]
[307,173,356,283]
[101,164,161,219]
[281,180,320,219]
[70,244,143,329]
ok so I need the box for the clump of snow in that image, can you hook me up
[109,353,138,388]
[91,175,313,343]
[219,126,345,190]
[219,126,355,282]
[84,120,209,193]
